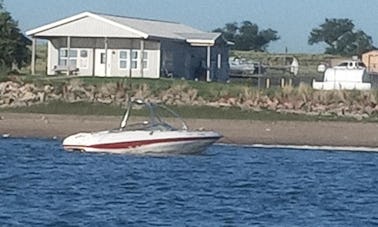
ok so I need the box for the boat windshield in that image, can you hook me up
[118,122,176,131]
[119,99,188,131]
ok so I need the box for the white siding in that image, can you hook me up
[76,49,93,75]
[47,41,58,75]
[36,16,143,38]
[47,38,160,77]
[108,49,160,78]
[48,43,94,76]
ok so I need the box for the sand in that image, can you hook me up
[1,112,377,148]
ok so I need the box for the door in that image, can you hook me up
[95,49,112,76]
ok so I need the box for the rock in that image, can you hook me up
[19,91,37,102]
[294,100,306,110]
[363,105,374,115]
[4,81,21,93]
[37,92,46,102]
[207,102,220,108]
[44,84,54,93]
[47,93,62,100]
[174,100,185,106]
[283,102,294,109]
[266,98,278,110]
[312,104,327,113]
[227,97,237,106]
[20,83,37,93]
[218,102,231,108]
[115,90,126,101]
[0,83,7,95]
[97,98,112,104]
[187,88,198,102]
[335,107,345,116]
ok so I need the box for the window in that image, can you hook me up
[217,54,221,69]
[80,50,88,58]
[142,51,148,69]
[119,50,128,69]
[100,53,107,64]
[337,62,348,67]
[59,48,77,67]
[79,50,88,68]
[118,50,149,70]
[59,49,77,58]
[358,62,366,68]
[131,50,138,69]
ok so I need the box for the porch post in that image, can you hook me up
[129,39,133,78]
[66,36,71,76]
[92,47,96,76]
[206,46,211,82]
[31,37,36,75]
[104,37,108,76]
[140,39,144,78]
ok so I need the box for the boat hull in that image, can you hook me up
[62,130,221,154]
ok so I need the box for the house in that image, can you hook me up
[362,50,378,74]
[26,11,230,81]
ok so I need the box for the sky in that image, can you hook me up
[3,0,378,53]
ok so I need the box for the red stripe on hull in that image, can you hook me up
[66,136,221,150]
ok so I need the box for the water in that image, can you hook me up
[1,138,378,226]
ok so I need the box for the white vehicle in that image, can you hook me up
[63,99,222,154]
[313,59,371,90]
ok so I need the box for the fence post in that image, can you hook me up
[257,76,261,89]
[280,78,285,87]
[266,78,270,88]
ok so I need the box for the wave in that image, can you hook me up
[217,143,378,153]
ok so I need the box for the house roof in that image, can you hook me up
[362,50,378,55]
[26,11,221,46]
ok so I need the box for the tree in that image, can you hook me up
[213,21,279,52]
[213,22,238,43]
[308,18,375,56]
[0,1,31,71]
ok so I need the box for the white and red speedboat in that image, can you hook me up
[62,99,222,154]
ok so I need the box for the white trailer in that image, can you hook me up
[313,60,371,90]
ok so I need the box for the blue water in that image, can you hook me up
[1,138,378,226]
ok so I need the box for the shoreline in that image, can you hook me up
[1,112,378,148]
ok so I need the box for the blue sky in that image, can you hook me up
[3,0,378,53]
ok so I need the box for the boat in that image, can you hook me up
[62,99,222,154]
[228,57,267,78]
[312,58,371,90]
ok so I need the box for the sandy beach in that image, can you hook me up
[1,112,378,148]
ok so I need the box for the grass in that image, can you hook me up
[0,100,370,122]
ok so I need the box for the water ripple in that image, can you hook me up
[1,139,378,226]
